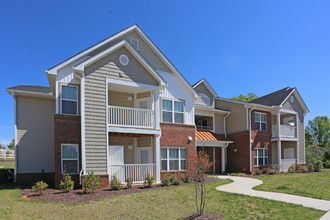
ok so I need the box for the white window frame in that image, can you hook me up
[254,148,268,167]
[161,98,185,124]
[60,84,78,115]
[254,112,267,131]
[199,93,211,105]
[61,144,79,174]
[161,147,187,171]
[130,38,139,51]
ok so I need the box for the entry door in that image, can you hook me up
[109,145,124,181]
[136,147,153,164]
[136,98,151,109]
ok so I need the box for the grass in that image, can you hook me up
[254,172,330,200]
[0,158,15,169]
[322,168,330,172]
[0,179,324,219]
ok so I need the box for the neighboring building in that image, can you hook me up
[6,25,309,187]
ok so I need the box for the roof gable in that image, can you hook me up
[249,87,294,106]
[193,78,218,97]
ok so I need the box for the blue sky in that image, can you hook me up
[1,0,329,145]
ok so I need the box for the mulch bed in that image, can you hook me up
[185,212,224,220]
[21,177,219,204]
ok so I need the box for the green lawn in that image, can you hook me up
[255,172,330,200]
[0,158,15,169]
[0,180,324,219]
[322,168,330,172]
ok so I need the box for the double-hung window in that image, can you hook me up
[161,148,187,171]
[162,99,184,123]
[255,112,266,131]
[61,144,79,174]
[254,148,268,166]
[61,85,78,115]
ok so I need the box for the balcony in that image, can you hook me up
[108,105,155,129]
[272,125,297,138]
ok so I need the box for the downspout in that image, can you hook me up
[224,112,231,138]
[248,105,256,174]
[13,92,17,182]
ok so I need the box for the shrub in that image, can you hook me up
[267,169,276,175]
[288,164,297,173]
[313,160,323,172]
[110,175,122,190]
[254,170,261,175]
[171,175,180,185]
[229,173,247,176]
[59,174,74,193]
[307,163,314,172]
[182,174,192,183]
[300,166,308,173]
[144,173,154,188]
[324,160,330,168]
[32,181,48,195]
[261,167,269,174]
[82,171,100,194]
[161,175,171,187]
[125,177,133,188]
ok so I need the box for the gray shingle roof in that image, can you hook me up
[7,85,52,94]
[249,87,295,106]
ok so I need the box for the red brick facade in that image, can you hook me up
[227,110,272,174]
[54,114,82,188]
[160,123,196,178]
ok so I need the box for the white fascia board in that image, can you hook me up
[197,140,233,147]
[193,79,218,97]
[5,89,54,99]
[47,25,138,75]
[280,89,309,113]
[216,97,247,105]
[74,40,167,86]
[195,105,230,114]
[134,26,199,98]
[108,126,161,135]
[106,78,159,91]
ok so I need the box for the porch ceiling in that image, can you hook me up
[109,132,153,137]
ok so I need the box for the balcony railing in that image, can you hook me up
[109,164,155,183]
[272,125,297,138]
[196,125,213,131]
[108,105,155,129]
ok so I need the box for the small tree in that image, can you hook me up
[59,174,74,193]
[82,171,100,194]
[187,149,213,216]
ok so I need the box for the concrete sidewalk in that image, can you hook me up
[216,176,330,219]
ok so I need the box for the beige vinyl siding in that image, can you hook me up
[109,135,134,164]
[16,96,55,173]
[214,114,225,134]
[283,95,305,163]
[137,91,151,99]
[215,100,246,134]
[137,136,152,147]
[84,47,159,174]
[108,91,134,108]
[194,83,214,106]
[88,30,172,73]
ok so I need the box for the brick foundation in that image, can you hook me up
[82,174,109,189]
[54,114,81,188]
[160,123,196,177]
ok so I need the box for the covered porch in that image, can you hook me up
[108,132,156,183]
[196,130,232,174]
[272,140,298,171]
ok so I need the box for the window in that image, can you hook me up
[199,93,211,105]
[162,99,184,124]
[61,85,78,115]
[254,112,266,131]
[161,148,187,171]
[254,148,268,166]
[61,144,79,174]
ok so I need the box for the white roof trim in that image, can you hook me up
[197,140,233,147]
[47,24,197,97]
[74,40,166,86]
[280,88,309,113]
[6,89,54,99]
[193,78,218,97]
[195,105,230,114]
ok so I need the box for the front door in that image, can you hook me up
[136,147,153,164]
[109,145,124,181]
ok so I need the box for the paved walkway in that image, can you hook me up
[216,176,330,219]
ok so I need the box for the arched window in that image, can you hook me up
[199,93,211,105]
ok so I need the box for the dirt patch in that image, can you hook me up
[21,177,218,203]
[185,212,224,220]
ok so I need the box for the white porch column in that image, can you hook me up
[155,134,161,183]
[154,90,160,130]
[213,147,215,174]
[277,111,281,171]
[221,147,226,173]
